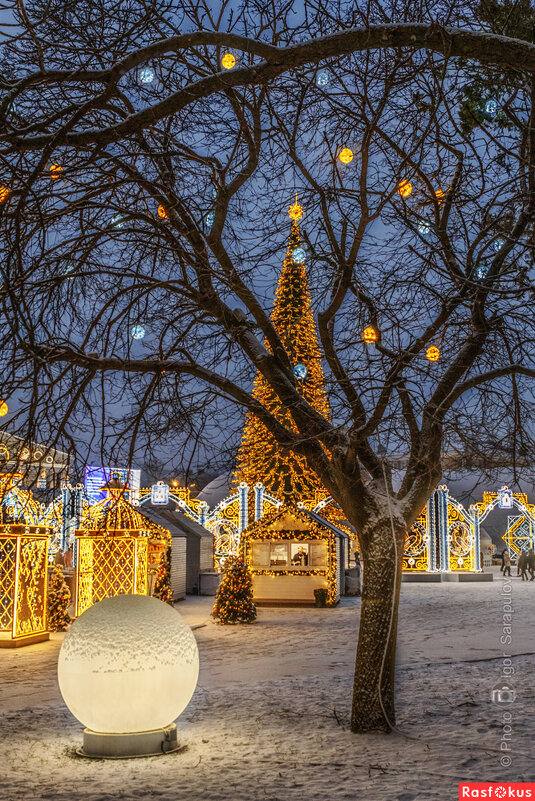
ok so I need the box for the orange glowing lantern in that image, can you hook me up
[221,53,236,70]
[0,402,7,417]
[157,204,168,219]
[49,163,63,180]
[363,326,378,344]
[398,180,412,198]
[426,345,440,362]
[435,189,445,204]
[339,148,354,165]
[0,186,10,203]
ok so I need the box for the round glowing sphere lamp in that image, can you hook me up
[339,148,354,165]
[58,594,199,758]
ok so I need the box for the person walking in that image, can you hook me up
[528,548,535,581]
[500,549,506,573]
[518,550,529,581]
[503,549,512,577]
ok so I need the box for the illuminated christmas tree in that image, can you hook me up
[47,564,71,631]
[212,556,256,624]
[234,198,330,503]
[153,546,173,605]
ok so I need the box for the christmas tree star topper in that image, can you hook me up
[288,194,303,222]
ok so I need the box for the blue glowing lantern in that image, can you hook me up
[485,99,498,118]
[138,67,155,85]
[112,214,125,229]
[493,237,505,252]
[418,220,431,236]
[316,71,329,87]
[293,363,307,380]
[474,263,490,281]
[131,324,145,340]
[292,247,306,263]
[205,211,215,229]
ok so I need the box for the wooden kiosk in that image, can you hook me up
[241,504,349,606]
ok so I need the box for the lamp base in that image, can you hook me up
[77,723,180,759]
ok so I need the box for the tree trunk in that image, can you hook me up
[350,516,406,733]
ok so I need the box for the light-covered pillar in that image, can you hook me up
[254,483,264,522]
[238,482,249,533]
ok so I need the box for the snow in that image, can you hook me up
[1,567,534,800]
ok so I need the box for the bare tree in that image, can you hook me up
[2,0,535,732]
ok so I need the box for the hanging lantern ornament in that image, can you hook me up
[0,401,8,416]
[339,148,354,165]
[474,263,490,281]
[316,71,329,87]
[205,211,215,228]
[221,52,236,70]
[157,204,168,219]
[131,325,145,340]
[293,363,307,380]
[418,220,431,235]
[363,326,378,344]
[485,99,498,118]
[426,345,440,362]
[0,186,10,203]
[292,247,306,263]
[398,180,412,198]
[138,66,155,85]
[435,188,445,204]
[112,213,125,229]
[49,163,63,180]
[493,237,505,252]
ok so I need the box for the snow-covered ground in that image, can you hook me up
[1,567,534,800]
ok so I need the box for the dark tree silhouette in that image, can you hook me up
[2,0,535,731]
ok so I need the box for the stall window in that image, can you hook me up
[309,541,328,567]
[251,540,270,568]
[269,542,288,567]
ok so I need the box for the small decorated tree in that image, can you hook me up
[153,546,173,605]
[47,564,71,632]
[212,556,257,624]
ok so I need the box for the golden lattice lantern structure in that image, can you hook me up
[0,473,51,648]
[75,487,170,617]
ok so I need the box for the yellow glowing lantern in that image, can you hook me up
[339,148,354,165]
[0,402,8,417]
[435,188,445,204]
[426,345,440,362]
[0,186,10,203]
[49,163,63,180]
[363,326,378,344]
[398,180,412,198]
[157,204,168,219]
[0,474,50,648]
[221,52,236,70]
[75,487,171,616]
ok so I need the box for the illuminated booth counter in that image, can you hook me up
[241,505,349,606]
